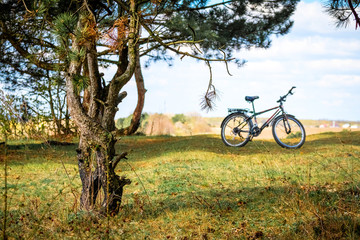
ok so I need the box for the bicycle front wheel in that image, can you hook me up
[221,113,252,147]
[272,115,306,149]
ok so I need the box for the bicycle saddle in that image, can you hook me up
[245,96,259,102]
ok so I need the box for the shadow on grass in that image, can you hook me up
[2,130,359,164]
[305,130,360,146]
[119,182,360,239]
[117,131,360,162]
[0,142,77,165]
[2,142,76,150]
[3,180,359,239]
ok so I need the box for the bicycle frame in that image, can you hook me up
[247,101,287,134]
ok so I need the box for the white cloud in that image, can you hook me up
[331,91,352,98]
[146,76,169,86]
[292,1,355,35]
[240,36,360,62]
[302,59,360,75]
[321,99,344,107]
[244,61,286,73]
[317,75,360,87]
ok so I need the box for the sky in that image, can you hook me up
[111,1,360,121]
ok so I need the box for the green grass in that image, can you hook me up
[1,131,360,239]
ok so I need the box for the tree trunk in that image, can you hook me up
[118,47,146,135]
[64,0,138,215]
[76,133,131,214]
[48,82,62,136]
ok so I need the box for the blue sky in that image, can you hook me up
[111,1,360,121]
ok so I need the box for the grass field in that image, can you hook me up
[1,130,360,239]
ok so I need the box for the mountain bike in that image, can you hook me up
[220,87,306,149]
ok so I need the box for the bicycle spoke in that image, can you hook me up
[221,113,252,147]
[273,116,305,148]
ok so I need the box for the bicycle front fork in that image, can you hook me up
[282,117,292,134]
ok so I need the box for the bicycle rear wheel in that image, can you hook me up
[272,115,306,149]
[221,113,252,147]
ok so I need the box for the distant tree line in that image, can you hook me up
[0,90,74,140]
[115,113,212,136]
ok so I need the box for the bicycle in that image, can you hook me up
[220,87,306,149]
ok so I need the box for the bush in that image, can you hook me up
[172,114,187,124]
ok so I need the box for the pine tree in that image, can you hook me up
[0,0,299,214]
[325,0,360,29]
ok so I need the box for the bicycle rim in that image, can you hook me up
[273,117,305,148]
[221,114,251,147]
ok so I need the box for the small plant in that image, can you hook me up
[286,131,302,139]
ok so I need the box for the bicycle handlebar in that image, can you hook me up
[288,86,296,94]
[277,86,296,103]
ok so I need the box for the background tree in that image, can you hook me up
[0,90,18,141]
[115,112,149,133]
[172,114,188,124]
[0,0,299,214]
[0,2,73,136]
[325,0,360,28]
[0,68,72,136]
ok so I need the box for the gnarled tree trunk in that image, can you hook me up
[65,1,138,214]
[76,134,130,213]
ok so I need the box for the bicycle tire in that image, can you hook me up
[221,113,252,147]
[272,115,306,149]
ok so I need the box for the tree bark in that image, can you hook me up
[76,134,131,214]
[65,1,138,214]
[118,46,147,135]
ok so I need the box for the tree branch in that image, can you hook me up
[0,21,58,71]
[103,0,140,130]
[347,0,360,29]
[86,40,103,119]
[112,152,128,169]
[116,91,127,105]
[118,44,146,135]
[140,20,234,62]
[176,0,234,12]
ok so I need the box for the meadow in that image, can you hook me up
[1,130,360,239]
